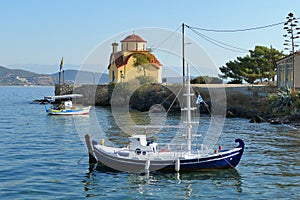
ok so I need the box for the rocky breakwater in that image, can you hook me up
[193,84,274,121]
[56,83,274,122]
[55,84,113,106]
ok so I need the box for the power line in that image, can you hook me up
[188,27,249,53]
[185,20,292,33]
[151,25,181,48]
[151,25,182,65]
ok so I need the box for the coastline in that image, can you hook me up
[54,83,300,126]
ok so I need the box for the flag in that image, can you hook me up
[59,57,64,71]
[196,94,203,104]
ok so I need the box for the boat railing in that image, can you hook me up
[156,143,186,158]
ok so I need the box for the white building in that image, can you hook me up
[276,51,300,89]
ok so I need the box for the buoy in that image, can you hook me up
[175,159,180,172]
[219,145,222,151]
[100,139,104,146]
[145,159,150,171]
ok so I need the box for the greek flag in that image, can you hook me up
[196,94,204,104]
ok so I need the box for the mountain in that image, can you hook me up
[51,70,110,84]
[0,66,109,86]
[0,66,55,86]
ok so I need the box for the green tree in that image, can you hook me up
[135,75,154,85]
[219,59,244,83]
[219,46,284,84]
[239,55,261,83]
[133,53,152,76]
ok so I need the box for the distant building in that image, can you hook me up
[276,51,300,89]
[108,33,162,83]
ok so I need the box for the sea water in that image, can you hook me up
[0,86,299,199]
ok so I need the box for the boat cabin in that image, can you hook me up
[129,135,158,156]
[44,94,83,109]
[64,100,73,108]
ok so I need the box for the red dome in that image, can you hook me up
[121,34,146,43]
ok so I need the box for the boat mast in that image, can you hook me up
[182,23,185,86]
[182,23,193,153]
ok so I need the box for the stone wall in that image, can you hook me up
[55,84,111,106]
[55,83,274,118]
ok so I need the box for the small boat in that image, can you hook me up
[84,24,244,173]
[44,94,91,115]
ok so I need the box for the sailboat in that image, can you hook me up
[85,24,244,173]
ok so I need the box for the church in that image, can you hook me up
[107,33,162,83]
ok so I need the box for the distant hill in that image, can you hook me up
[51,70,110,84]
[0,66,109,86]
[0,66,55,86]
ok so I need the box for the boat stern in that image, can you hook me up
[45,105,51,113]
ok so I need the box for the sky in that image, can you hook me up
[0,0,299,76]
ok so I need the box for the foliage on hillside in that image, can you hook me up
[268,87,300,116]
[132,53,152,77]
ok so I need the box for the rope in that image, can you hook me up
[134,86,183,125]
[219,152,236,168]
[151,25,181,48]
[166,87,183,113]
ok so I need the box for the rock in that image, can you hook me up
[251,101,261,107]
[226,110,235,118]
[269,118,281,124]
[283,117,291,124]
[288,114,300,123]
[226,106,259,119]
[32,99,50,104]
[249,115,264,123]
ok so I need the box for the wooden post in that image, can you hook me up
[58,71,61,85]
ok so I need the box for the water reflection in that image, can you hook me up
[79,108,300,199]
[83,167,242,198]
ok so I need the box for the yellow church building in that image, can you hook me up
[108,33,162,83]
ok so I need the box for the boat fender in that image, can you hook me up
[175,159,180,172]
[219,145,222,150]
[145,160,150,171]
[100,139,105,146]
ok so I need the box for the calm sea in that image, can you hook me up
[0,86,299,199]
